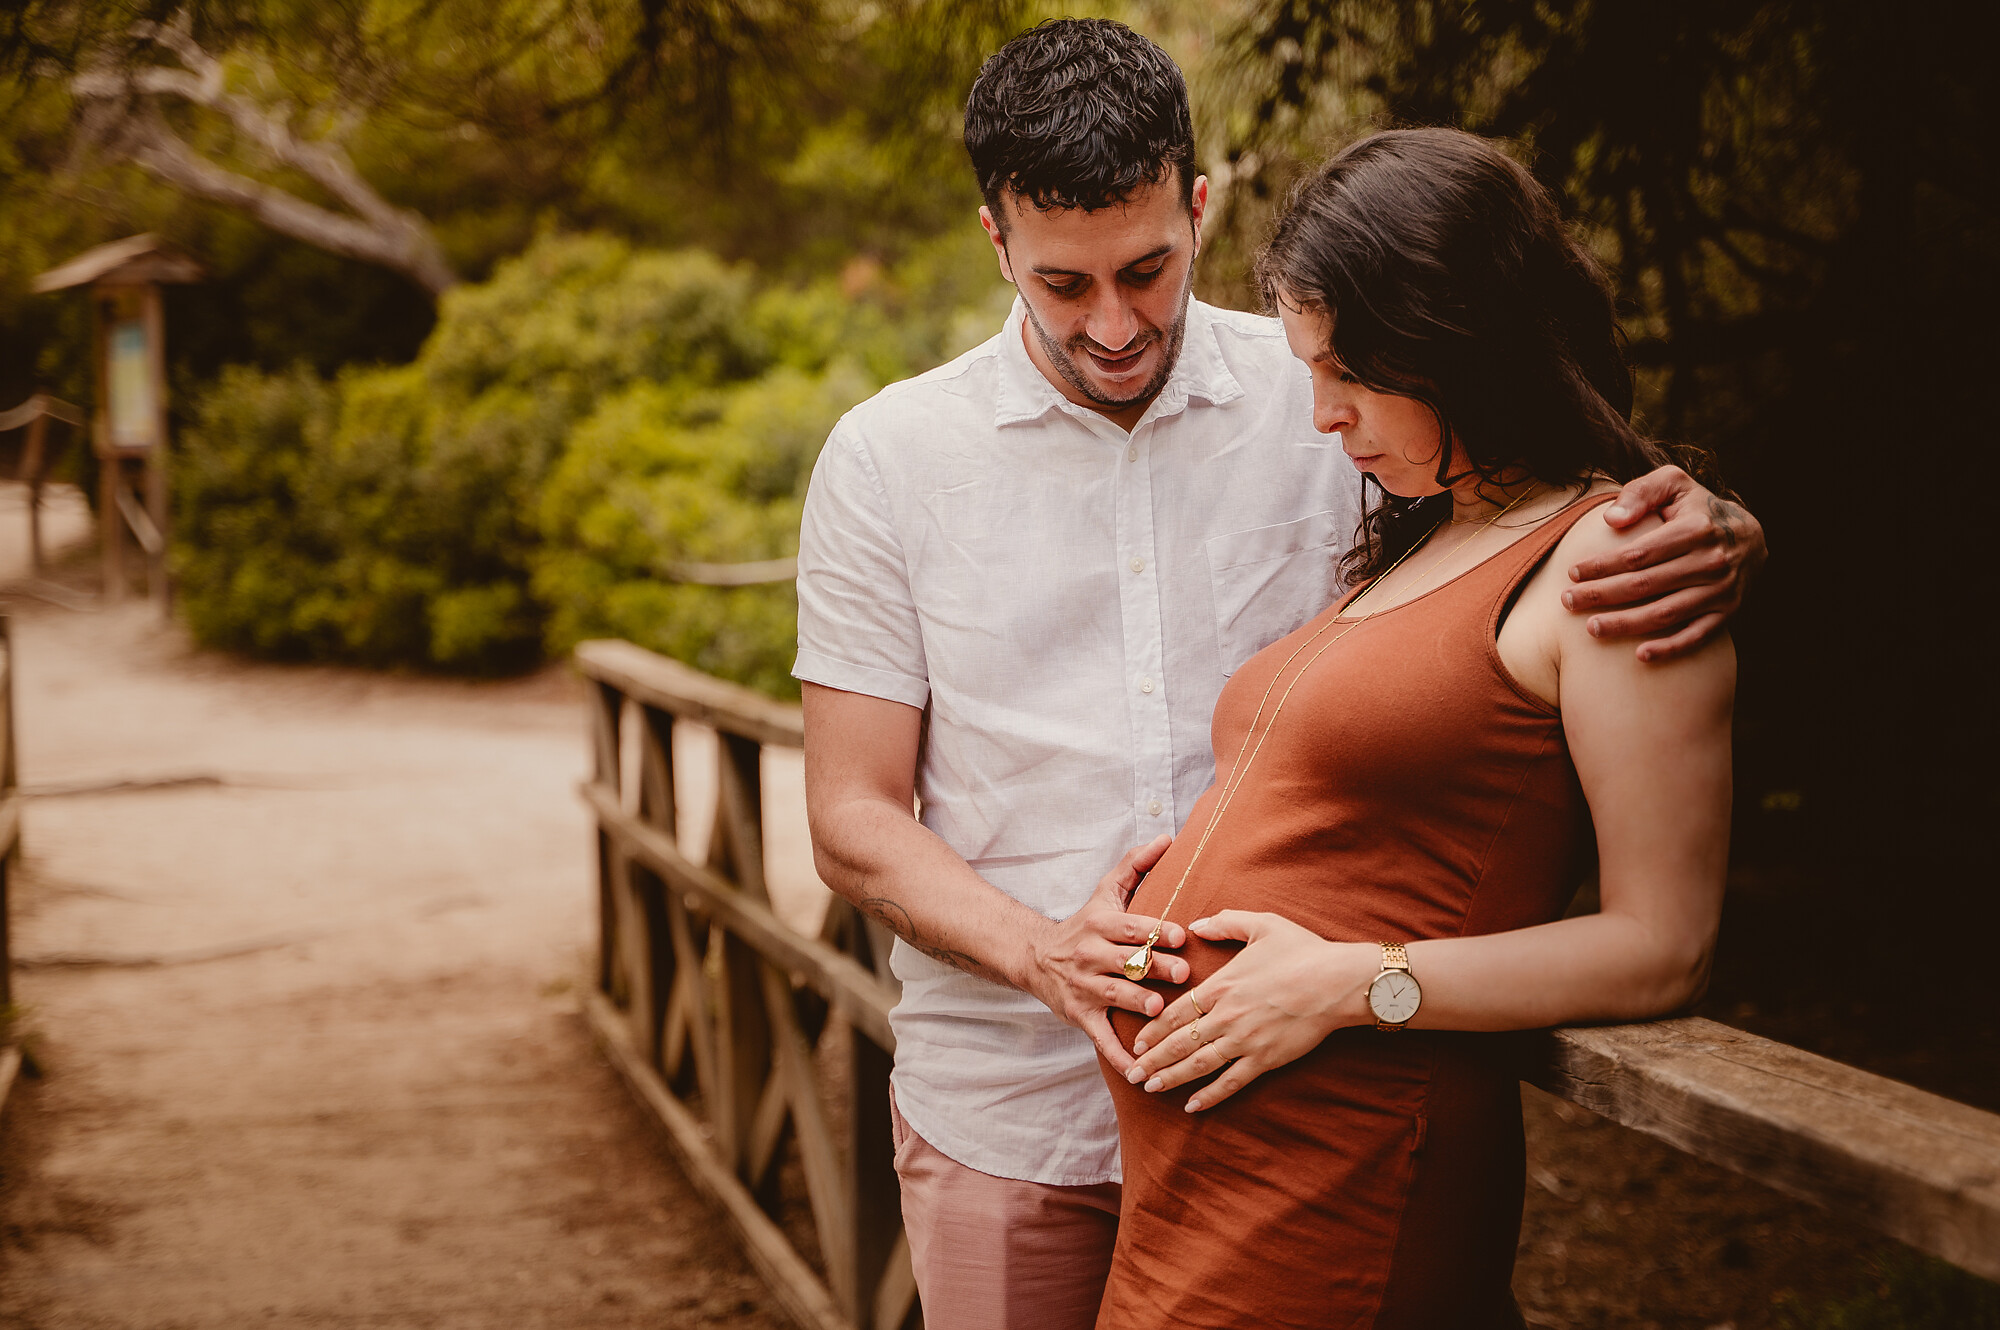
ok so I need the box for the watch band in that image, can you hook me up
[1371,942,1416,1032]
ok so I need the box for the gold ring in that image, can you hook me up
[1188,993,1207,1018]
[1189,1016,1203,1046]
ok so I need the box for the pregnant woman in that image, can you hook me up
[1095,128,1736,1329]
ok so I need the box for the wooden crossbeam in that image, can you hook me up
[763,963,857,1307]
[665,894,718,1102]
[113,485,164,556]
[582,780,897,1049]
[587,990,855,1330]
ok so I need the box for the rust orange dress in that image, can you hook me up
[1099,494,1617,1330]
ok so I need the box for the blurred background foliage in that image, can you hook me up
[173,227,1007,688]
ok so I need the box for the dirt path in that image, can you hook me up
[0,593,790,1329]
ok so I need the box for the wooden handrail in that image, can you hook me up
[576,639,804,747]
[1528,1018,2000,1281]
[0,394,85,434]
[576,640,2000,1330]
[1,397,87,576]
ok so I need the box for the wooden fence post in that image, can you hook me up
[0,616,15,1013]
[711,732,772,1177]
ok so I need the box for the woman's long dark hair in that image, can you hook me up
[1256,128,1676,587]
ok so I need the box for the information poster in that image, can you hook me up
[108,318,155,448]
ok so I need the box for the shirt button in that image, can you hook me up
[1148,798,1164,816]
[1126,444,1138,462]
[1139,676,1155,694]
[1129,557,1145,573]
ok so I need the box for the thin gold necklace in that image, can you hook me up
[1447,483,1552,523]
[1120,485,1541,982]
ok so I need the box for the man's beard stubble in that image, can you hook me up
[1021,272,1193,412]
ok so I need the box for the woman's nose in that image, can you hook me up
[1313,385,1358,435]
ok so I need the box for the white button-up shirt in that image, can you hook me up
[794,297,1363,1184]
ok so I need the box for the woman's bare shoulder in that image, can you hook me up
[1547,480,1647,572]
[1550,482,1736,683]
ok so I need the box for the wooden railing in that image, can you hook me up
[0,395,86,577]
[577,640,911,1330]
[577,638,2000,1330]
[0,617,23,1107]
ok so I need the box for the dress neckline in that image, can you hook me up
[1326,487,1619,624]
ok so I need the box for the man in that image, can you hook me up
[795,19,1764,1328]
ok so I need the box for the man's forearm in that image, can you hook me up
[812,795,1045,988]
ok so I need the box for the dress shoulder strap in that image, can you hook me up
[1486,489,1622,613]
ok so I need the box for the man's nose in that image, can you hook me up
[1084,288,1140,353]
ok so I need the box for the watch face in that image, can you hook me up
[1369,971,1421,1024]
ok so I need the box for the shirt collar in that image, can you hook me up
[993,295,1246,429]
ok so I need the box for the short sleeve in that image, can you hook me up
[793,419,930,708]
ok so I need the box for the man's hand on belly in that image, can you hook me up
[1024,835,1190,1076]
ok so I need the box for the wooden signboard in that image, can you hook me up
[33,235,203,608]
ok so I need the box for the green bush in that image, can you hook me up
[173,228,1007,687]
[533,362,870,695]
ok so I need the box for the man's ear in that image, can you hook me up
[978,205,1016,285]
[1189,174,1210,256]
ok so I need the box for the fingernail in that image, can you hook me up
[1127,1066,1145,1083]
[1587,618,1602,637]
[1144,1077,1164,1093]
[1132,1040,1147,1055]
[1610,505,1631,520]
[1191,917,1210,929]
[1185,1098,1202,1112]
[1562,591,1575,608]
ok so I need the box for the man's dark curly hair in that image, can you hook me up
[963,18,1197,228]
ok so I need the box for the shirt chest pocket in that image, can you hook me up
[1206,510,1349,676]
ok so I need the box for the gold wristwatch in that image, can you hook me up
[1367,942,1422,1031]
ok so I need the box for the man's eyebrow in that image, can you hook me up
[1029,244,1176,277]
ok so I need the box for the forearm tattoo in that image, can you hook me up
[858,895,1000,981]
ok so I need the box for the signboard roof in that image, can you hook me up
[32,234,205,293]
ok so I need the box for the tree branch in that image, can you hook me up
[69,12,457,296]
[119,110,457,294]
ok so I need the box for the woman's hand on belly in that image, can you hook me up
[1125,911,1380,1110]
